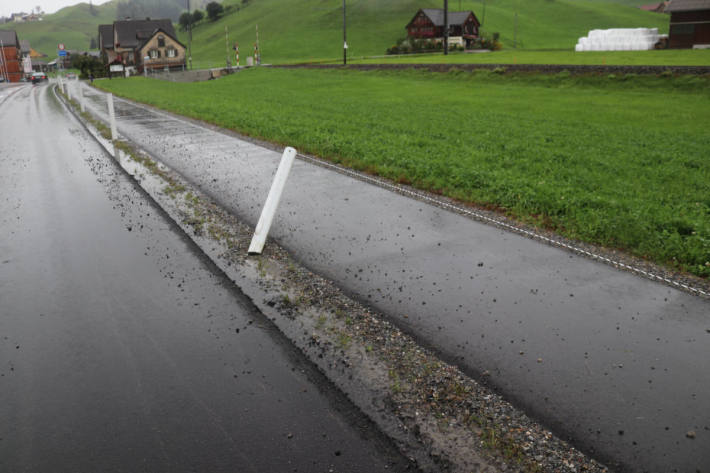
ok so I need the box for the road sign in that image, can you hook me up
[58,43,65,50]
[58,50,67,57]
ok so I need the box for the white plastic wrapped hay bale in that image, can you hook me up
[574,27,660,51]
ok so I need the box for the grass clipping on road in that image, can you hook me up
[96,68,710,278]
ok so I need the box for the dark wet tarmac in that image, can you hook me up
[77,83,710,473]
[0,83,415,472]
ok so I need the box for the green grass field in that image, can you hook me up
[94,68,710,277]
[0,2,117,55]
[183,0,670,68]
[352,49,710,66]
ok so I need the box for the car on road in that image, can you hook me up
[31,72,48,84]
[66,72,77,80]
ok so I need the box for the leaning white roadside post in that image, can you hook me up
[107,92,117,141]
[248,147,297,255]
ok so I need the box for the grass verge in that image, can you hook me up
[94,68,710,277]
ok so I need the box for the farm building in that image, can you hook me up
[98,19,186,73]
[640,2,670,13]
[666,0,710,48]
[0,30,22,82]
[406,9,480,47]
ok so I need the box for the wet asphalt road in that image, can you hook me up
[77,80,710,473]
[0,84,415,472]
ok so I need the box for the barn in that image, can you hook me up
[406,9,480,47]
[666,0,710,48]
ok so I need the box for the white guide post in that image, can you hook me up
[79,83,85,112]
[67,80,71,100]
[248,147,297,255]
[107,92,117,141]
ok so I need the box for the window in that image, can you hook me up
[167,48,176,58]
[157,35,165,47]
[149,49,159,59]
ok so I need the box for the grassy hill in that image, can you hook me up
[0,2,117,56]
[183,0,670,67]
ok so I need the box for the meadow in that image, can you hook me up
[95,68,710,277]
[0,2,117,55]
[183,0,669,68]
[352,49,710,66]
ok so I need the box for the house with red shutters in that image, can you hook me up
[405,8,481,48]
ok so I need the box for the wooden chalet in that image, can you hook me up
[666,0,710,47]
[0,30,22,82]
[406,8,480,47]
[98,19,186,73]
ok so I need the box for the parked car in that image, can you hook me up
[66,72,76,80]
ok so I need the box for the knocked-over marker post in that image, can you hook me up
[248,147,297,255]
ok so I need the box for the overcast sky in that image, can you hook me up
[1,0,112,18]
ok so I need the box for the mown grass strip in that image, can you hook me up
[95,68,710,277]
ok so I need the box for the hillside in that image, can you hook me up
[183,0,669,67]
[0,2,117,55]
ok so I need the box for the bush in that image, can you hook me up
[385,37,442,55]
[70,53,105,79]
[206,2,224,21]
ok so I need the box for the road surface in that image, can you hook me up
[77,80,710,473]
[0,83,415,472]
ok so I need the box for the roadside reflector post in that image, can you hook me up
[79,83,85,112]
[248,147,297,255]
[107,92,117,141]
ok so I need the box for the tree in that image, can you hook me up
[178,11,192,30]
[205,2,223,21]
[191,9,204,23]
[89,37,97,49]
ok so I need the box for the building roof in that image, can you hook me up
[665,0,710,11]
[99,24,113,49]
[114,19,175,48]
[419,9,480,27]
[0,30,20,48]
[136,27,186,52]
[639,1,669,11]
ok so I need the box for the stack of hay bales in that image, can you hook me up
[575,28,660,51]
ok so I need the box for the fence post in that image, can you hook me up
[248,147,297,255]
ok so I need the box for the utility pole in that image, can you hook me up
[343,0,347,65]
[481,0,486,27]
[443,0,449,55]
[225,25,230,68]
[513,6,518,48]
[187,0,192,69]
[255,24,260,65]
